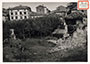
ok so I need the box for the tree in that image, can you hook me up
[3,15,63,39]
[67,2,77,9]
[67,2,77,14]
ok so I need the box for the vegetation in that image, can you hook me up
[3,36,87,62]
[3,15,63,39]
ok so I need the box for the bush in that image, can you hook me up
[3,15,63,39]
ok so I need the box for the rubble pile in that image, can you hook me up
[49,26,87,53]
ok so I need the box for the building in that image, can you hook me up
[8,5,31,21]
[50,6,67,17]
[29,5,50,19]
[36,5,50,14]
[2,8,9,22]
[29,11,47,19]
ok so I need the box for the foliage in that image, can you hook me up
[3,38,53,62]
[66,12,85,19]
[67,2,77,14]
[3,36,87,62]
[67,2,77,10]
[3,15,62,39]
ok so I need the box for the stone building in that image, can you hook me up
[36,5,50,14]
[8,5,31,21]
[2,8,9,22]
[50,6,67,17]
[29,11,46,19]
[28,5,50,19]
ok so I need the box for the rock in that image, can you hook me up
[33,53,37,55]
[47,40,57,44]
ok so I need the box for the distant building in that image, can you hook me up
[2,8,9,22]
[8,5,31,21]
[50,6,67,17]
[30,12,46,18]
[29,11,48,19]
[36,5,50,14]
[29,5,50,19]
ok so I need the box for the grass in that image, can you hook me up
[3,38,87,62]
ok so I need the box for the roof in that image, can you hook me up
[36,5,46,8]
[56,6,67,12]
[50,6,67,14]
[9,5,31,11]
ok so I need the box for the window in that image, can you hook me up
[15,12,17,15]
[11,12,13,15]
[20,12,22,14]
[24,16,27,19]
[11,17,13,19]
[39,9,42,12]
[24,12,26,14]
[15,16,18,19]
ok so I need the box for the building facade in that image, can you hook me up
[9,5,31,21]
[36,5,49,14]
[50,6,67,17]
[3,8,9,22]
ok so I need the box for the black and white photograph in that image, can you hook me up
[3,2,87,62]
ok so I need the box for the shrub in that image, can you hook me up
[3,15,63,39]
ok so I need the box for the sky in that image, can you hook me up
[2,2,69,12]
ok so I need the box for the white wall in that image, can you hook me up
[9,9,29,21]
